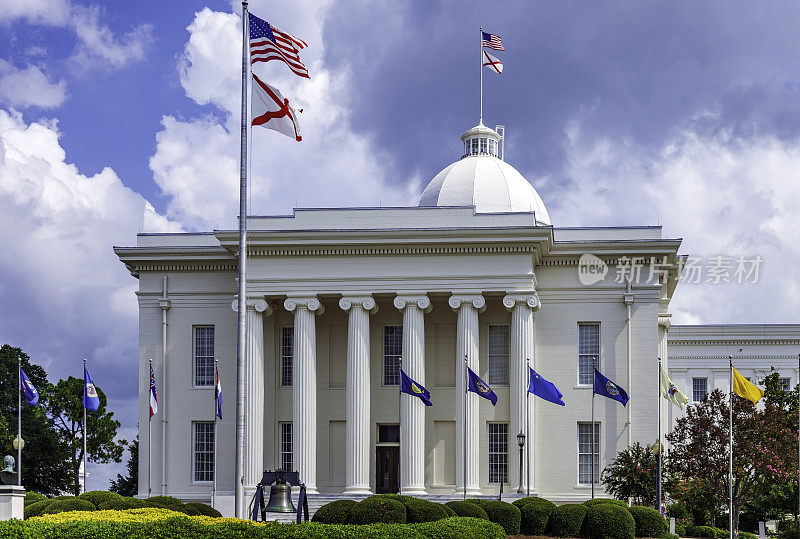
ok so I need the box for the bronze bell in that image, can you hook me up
[264,479,296,513]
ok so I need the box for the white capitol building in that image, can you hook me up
[115,122,799,515]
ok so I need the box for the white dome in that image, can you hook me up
[418,156,552,224]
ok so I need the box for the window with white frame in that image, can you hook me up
[279,422,293,471]
[578,323,600,385]
[488,423,509,484]
[193,422,214,482]
[578,422,600,484]
[692,377,708,402]
[488,325,510,385]
[383,326,402,386]
[280,326,293,387]
[194,326,215,387]
[780,377,791,392]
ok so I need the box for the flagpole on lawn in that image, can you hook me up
[591,372,595,500]
[213,358,218,509]
[83,358,88,495]
[479,26,483,123]
[729,355,734,539]
[148,358,153,497]
[398,357,402,496]
[463,354,468,501]
[17,356,22,486]
[234,0,250,519]
[657,357,662,512]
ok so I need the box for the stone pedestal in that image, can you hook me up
[0,485,24,521]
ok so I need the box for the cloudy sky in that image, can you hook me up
[1,0,798,489]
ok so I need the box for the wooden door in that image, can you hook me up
[375,446,399,494]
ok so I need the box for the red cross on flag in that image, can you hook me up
[251,73,302,141]
[482,50,503,74]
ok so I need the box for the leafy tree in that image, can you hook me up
[666,387,797,535]
[46,376,126,495]
[601,441,659,506]
[0,345,72,495]
[110,435,138,496]
[666,475,723,527]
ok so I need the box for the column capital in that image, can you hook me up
[658,313,672,331]
[231,298,272,315]
[448,294,486,313]
[394,294,432,313]
[503,292,541,312]
[285,296,324,315]
[339,296,378,314]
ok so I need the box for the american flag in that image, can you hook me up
[481,31,504,51]
[149,364,158,418]
[249,13,309,79]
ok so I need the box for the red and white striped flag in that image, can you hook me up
[481,31,504,51]
[249,13,309,79]
[149,364,158,417]
[483,50,503,74]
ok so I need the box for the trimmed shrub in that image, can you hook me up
[147,495,184,506]
[739,532,757,539]
[184,502,221,518]
[79,490,121,508]
[98,497,146,511]
[312,499,358,524]
[24,499,53,519]
[480,500,521,535]
[628,506,667,537]
[464,498,489,507]
[41,498,97,515]
[377,494,449,522]
[584,497,629,508]
[347,495,407,524]
[442,504,456,518]
[411,516,506,538]
[140,499,171,509]
[24,491,47,506]
[446,501,489,520]
[585,503,636,539]
[548,503,589,538]
[166,504,201,516]
[675,522,686,537]
[518,496,557,535]
[53,495,76,500]
[685,525,716,537]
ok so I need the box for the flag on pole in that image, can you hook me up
[251,73,302,141]
[466,367,497,405]
[528,368,565,406]
[400,369,433,406]
[481,31,504,51]
[83,366,100,411]
[593,368,629,406]
[249,13,309,78]
[659,364,689,410]
[732,366,763,403]
[482,50,503,74]
[215,367,223,420]
[19,368,39,406]
[149,365,158,417]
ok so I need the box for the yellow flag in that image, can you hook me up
[732,366,763,403]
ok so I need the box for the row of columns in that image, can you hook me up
[238,292,539,495]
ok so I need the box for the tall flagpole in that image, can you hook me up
[398,357,402,496]
[657,357,662,512]
[591,378,595,499]
[729,356,734,539]
[213,359,218,509]
[526,358,531,498]
[234,0,250,519]
[148,358,153,497]
[479,26,483,123]
[17,356,21,487]
[463,354,468,501]
[83,358,88,495]
[797,353,799,529]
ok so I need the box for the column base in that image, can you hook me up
[454,487,483,497]
[400,486,427,496]
[343,486,373,496]
[303,486,319,495]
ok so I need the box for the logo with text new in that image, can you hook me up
[578,254,608,286]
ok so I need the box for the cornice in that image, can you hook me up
[670,355,800,360]
[247,244,537,257]
[669,339,800,346]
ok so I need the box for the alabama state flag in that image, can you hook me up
[251,73,302,141]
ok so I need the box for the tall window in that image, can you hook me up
[193,422,214,482]
[780,377,791,391]
[279,422,293,471]
[384,326,402,386]
[194,326,215,387]
[578,422,600,484]
[578,323,600,385]
[488,423,509,484]
[280,327,293,387]
[692,377,708,402]
[488,325,510,385]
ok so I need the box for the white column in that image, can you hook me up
[449,294,485,496]
[339,296,378,495]
[503,292,540,493]
[284,296,324,494]
[394,294,432,495]
[231,298,272,491]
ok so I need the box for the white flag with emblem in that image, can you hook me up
[660,364,689,410]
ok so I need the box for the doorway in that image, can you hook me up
[376,446,399,493]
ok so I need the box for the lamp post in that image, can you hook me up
[516,431,526,494]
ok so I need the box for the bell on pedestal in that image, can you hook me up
[264,479,295,513]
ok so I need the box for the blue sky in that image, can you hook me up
[1,0,799,490]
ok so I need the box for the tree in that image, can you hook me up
[601,441,659,506]
[46,376,127,495]
[110,436,138,496]
[666,387,797,535]
[0,345,72,495]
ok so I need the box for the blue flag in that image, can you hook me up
[215,367,223,420]
[400,369,432,407]
[527,368,565,406]
[593,368,629,406]
[19,368,39,406]
[83,366,100,411]
[467,367,497,406]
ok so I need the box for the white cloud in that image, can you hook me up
[69,5,153,70]
[150,6,419,231]
[0,0,71,26]
[0,60,66,109]
[543,118,800,325]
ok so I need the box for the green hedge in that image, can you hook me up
[411,517,505,538]
[98,497,146,511]
[378,494,449,523]
[548,503,588,537]
[584,498,629,508]
[479,500,521,535]
[79,490,121,507]
[686,525,716,537]
[628,506,667,538]
[445,501,489,520]
[347,496,407,525]
[517,497,556,535]
[23,499,53,519]
[313,499,358,524]
[41,498,97,515]
[23,492,47,506]
[585,503,635,539]
[183,503,220,517]
[442,504,456,518]
[675,522,686,537]
[147,495,184,506]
